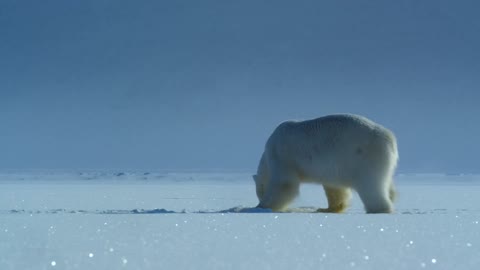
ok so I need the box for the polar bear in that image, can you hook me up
[253,114,398,213]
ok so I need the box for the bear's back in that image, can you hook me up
[265,114,397,177]
[268,114,383,146]
[298,114,378,134]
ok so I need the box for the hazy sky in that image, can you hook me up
[1,0,479,173]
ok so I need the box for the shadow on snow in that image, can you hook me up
[1,207,474,215]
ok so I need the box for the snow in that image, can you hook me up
[1,172,479,270]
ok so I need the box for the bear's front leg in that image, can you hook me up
[316,185,351,213]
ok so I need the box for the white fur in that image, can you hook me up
[254,114,398,213]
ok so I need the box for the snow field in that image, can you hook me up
[1,172,479,270]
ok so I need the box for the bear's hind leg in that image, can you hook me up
[317,186,351,213]
[355,181,393,214]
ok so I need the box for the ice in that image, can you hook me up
[0,171,480,269]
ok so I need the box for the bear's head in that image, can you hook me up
[252,174,265,201]
[254,174,299,211]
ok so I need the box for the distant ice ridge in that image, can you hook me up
[0,170,479,184]
[396,173,480,185]
[0,170,253,183]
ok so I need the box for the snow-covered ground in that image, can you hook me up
[0,172,479,270]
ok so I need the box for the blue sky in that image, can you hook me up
[1,0,479,172]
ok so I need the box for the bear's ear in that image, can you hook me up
[252,175,258,183]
